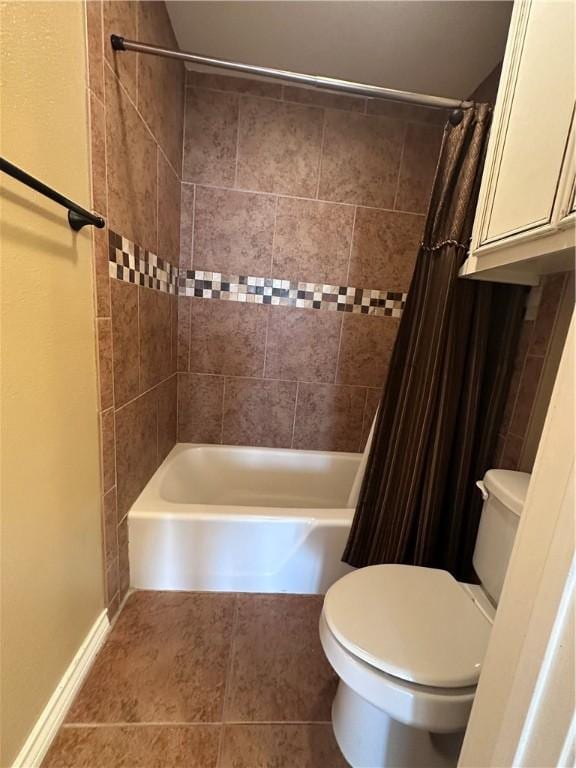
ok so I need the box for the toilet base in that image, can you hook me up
[332,680,464,768]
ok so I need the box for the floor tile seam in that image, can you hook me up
[220,593,241,726]
[61,720,333,728]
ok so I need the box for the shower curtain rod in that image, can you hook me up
[110,35,473,113]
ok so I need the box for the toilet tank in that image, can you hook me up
[473,469,530,605]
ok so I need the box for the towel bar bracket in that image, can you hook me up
[68,210,103,231]
[0,156,105,231]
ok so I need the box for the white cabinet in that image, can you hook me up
[461,0,575,285]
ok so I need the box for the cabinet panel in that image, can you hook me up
[482,0,574,244]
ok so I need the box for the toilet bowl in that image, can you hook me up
[320,469,530,768]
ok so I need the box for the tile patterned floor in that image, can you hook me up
[42,591,348,767]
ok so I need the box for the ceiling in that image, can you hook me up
[165,1,512,100]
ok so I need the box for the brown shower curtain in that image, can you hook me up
[342,104,526,581]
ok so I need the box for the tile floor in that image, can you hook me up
[42,591,349,767]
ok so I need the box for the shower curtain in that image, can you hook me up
[342,104,526,581]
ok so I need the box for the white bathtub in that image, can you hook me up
[129,443,359,594]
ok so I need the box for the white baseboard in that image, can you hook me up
[12,609,110,768]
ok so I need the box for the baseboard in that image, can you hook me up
[12,609,110,768]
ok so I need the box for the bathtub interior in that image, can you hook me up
[156,443,362,509]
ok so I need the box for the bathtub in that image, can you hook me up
[129,443,359,594]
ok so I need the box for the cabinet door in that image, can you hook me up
[477,0,575,247]
[557,110,576,225]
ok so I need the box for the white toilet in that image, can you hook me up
[320,469,530,768]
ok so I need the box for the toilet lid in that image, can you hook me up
[323,565,492,688]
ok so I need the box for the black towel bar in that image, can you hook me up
[0,156,105,231]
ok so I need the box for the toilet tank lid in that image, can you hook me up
[483,469,531,516]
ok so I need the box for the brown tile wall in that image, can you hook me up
[86,0,184,618]
[495,273,573,471]
[178,71,446,452]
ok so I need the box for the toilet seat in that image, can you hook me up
[323,564,492,689]
[319,611,477,734]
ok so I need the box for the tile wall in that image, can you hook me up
[86,3,447,615]
[177,70,445,452]
[495,272,573,471]
[86,0,184,617]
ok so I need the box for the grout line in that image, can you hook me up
[114,372,177,416]
[269,194,279,279]
[184,82,410,121]
[189,183,196,271]
[101,58,110,225]
[183,371,370,390]
[135,0,139,106]
[505,353,533,444]
[232,96,242,188]
[261,306,271,379]
[220,595,240,725]
[290,381,300,449]
[261,196,279,379]
[181,79,188,183]
[219,378,227,445]
[155,147,160,257]
[170,291,176,374]
[155,378,160,466]
[216,593,239,765]
[221,720,335,726]
[98,2,105,101]
[333,313,345,386]
[216,727,226,768]
[176,370,181,443]
[62,720,334,728]
[117,508,130,526]
[136,284,142,395]
[345,205,358,286]
[314,109,327,200]
[103,217,120,596]
[157,142,177,179]
[357,388,370,452]
[186,295,192,372]
[392,121,408,212]
[103,60,181,181]
[107,589,120,616]
[182,180,424,217]
[110,587,132,625]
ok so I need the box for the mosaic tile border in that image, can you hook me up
[108,230,407,316]
[179,271,406,317]
[108,231,178,295]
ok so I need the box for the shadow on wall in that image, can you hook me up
[0,187,81,260]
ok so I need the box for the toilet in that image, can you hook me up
[320,469,530,768]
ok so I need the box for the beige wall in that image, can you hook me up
[0,3,104,764]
